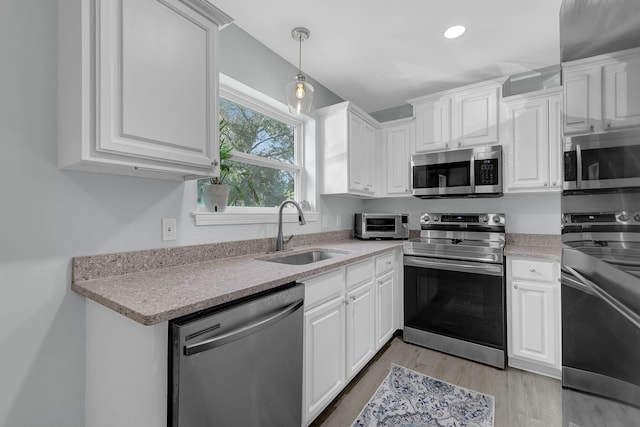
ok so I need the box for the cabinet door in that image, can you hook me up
[384,123,412,195]
[376,272,395,348]
[346,281,375,379]
[510,280,560,368]
[504,98,550,191]
[348,113,365,192]
[97,0,219,168]
[413,98,451,152]
[563,66,601,134]
[603,55,640,129]
[453,87,498,147]
[548,94,563,188]
[362,122,376,193]
[304,297,346,423]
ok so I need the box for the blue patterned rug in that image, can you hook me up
[352,364,495,427]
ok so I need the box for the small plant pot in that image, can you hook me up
[201,183,230,212]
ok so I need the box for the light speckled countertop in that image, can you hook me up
[72,231,561,326]
[504,233,562,262]
[72,237,402,326]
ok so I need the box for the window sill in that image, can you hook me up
[191,208,320,226]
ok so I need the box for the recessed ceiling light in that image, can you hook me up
[444,25,466,39]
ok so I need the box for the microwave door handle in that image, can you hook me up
[561,265,640,329]
[470,156,475,189]
[576,144,582,189]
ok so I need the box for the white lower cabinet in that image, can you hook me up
[346,281,375,379]
[507,256,561,378]
[303,296,346,421]
[301,249,400,425]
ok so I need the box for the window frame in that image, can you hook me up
[192,74,318,226]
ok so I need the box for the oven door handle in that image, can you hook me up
[561,265,640,329]
[404,256,504,276]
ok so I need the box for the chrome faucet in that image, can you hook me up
[276,199,307,251]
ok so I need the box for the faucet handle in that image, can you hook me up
[284,235,294,244]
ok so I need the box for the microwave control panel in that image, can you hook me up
[474,158,499,186]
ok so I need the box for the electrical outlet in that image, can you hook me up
[336,215,342,227]
[321,215,328,228]
[162,218,177,241]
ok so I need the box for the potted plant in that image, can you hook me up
[200,119,259,211]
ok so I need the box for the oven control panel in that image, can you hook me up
[420,213,505,227]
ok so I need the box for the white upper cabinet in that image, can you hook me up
[563,64,601,134]
[413,98,451,152]
[503,89,562,192]
[381,118,413,196]
[58,0,232,180]
[410,81,500,153]
[563,46,640,135]
[318,102,379,196]
[603,53,640,129]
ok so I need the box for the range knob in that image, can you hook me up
[635,214,640,222]
[618,214,630,222]
[492,215,501,223]
[480,215,489,222]
[423,215,431,222]
[434,215,440,222]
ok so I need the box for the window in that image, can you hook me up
[197,83,303,209]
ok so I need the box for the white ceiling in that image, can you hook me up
[208,0,563,113]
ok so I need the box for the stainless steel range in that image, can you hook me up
[403,213,506,368]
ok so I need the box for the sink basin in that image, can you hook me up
[260,249,348,265]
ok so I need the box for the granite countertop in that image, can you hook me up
[72,235,402,326]
[504,233,562,262]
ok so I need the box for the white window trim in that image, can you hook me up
[192,74,317,226]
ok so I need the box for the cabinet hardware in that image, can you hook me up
[529,268,536,272]
[514,284,519,289]
[350,295,356,301]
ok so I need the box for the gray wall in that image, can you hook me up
[219,24,343,110]
[0,4,348,426]
[363,193,562,235]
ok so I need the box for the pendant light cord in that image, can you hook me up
[297,33,302,75]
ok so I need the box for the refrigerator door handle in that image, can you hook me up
[561,265,640,329]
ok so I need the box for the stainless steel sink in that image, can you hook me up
[259,249,348,265]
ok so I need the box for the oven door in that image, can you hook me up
[411,151,473,197]
[403,256,505,365]
[563,129,640,193]
[561,247,640,408]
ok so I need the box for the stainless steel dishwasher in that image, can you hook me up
[169,283,304,427]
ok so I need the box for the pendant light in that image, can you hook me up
[286,27,314,115]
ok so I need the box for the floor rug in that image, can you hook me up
[352,364,495,427]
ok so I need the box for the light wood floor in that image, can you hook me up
[312,337,562,427]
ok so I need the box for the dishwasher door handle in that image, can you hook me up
[184,299,304,356]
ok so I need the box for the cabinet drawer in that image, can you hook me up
[375,252,395,276]
[511,258,558,282]
[303,268,345,308]
[346,259,375,289]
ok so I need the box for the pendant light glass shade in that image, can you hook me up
[286,74,314,114]
[286,27,314,115]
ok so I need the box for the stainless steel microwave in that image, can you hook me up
[354,213,409,240]
[410,145,503,198]
[563,129,640,194]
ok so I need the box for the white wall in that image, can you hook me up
[363,193,561,234]
[0,3,349,426]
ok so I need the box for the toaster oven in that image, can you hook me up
[354,213,409,240]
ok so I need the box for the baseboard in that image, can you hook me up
[508,357,561,379]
